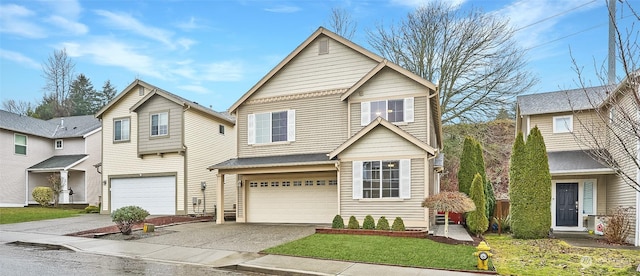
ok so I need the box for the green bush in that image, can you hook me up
[457,137,476,195]
[84,205,100,213]
[111,206,149,235]
[391,217,406,231]
[32,186,53,206]
[467,173,488,236]
[376,216,390,230]
[347,216,360,229]
[492,214,511,233]
[363,215,375,230]
[331,214,344,229]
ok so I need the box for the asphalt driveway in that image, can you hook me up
[137,222,318,253]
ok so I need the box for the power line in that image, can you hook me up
[514,0,598,32]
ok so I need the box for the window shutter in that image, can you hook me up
[404,97,414,123]
[352,161,363,199]
[287,110,296,142]
[399,159,411,199]
[361,102,370,126]
[247,114,256,145]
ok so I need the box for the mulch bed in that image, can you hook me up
[66,216,213,238]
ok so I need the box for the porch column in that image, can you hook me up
[216,173,225,224]
[60,170,69,204]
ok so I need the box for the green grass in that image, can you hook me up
[0,207,83,224]
[263,234,479,271]
[486,234,640,275]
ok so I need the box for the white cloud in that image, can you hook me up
[0,49,40,69]
[94,10,175,48]
[178,84,210,94]
[264,5,301,13]
[176,16,202,31]
[43,0,82,18]
[390,0,466,8]
[46,15,88,35]
[0,4,46,38]
[177,38,196,51]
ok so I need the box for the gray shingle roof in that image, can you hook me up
[0,110,100,138]
[28,154,88,170]
[547,150,613,173]
[209,153,335,170]
[517,85,612,116]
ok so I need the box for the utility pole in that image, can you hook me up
[608,0,616,85]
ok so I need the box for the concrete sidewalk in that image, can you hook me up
[0,229,485,275]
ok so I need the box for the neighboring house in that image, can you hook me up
[96,80,236,216]
[210,27,443,228]
[516,83,640,246]
[0,110,102,207]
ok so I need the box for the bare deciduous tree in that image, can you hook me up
[570,0,640,193]
[368,1,536,124]
[1,99,34,116]
[42,48,75,117]
[327,7,357,39]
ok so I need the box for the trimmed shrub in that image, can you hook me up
[457,137,476,195]
[32,186,53,206]
[347,216,360,229]
[85,205,100,213]
[391,217,406,231]
[509,131,526,237]
[604,206,634,244]
[467,173,488,236]
[376,216,390,230]
[362,215,375,230]
[331,214,344,229]
[111,206,149,235]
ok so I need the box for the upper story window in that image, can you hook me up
[55,139,63,150]
[361,97,414,126]
[553,115,573,133]
[114,118,130,142]
[14,133,27,155]
[151,112,169,137]
[247,110,295,145]
[352,159,411,199]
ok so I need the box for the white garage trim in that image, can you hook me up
[110,175,176,215]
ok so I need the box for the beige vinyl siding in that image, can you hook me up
[350,96,428,143]
[254,35,378,100]
[340,158,427,227]
[136,95,183,154]
[349,68,426,101]
[0,130,53,206]
[184,109,237,214]
[339,126,427,159]
[529,112,602,152]
[83,130,102,205]
[101,84,186,214]
[55,138,84,153]
[238,93,347,157]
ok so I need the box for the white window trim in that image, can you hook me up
[150,112,169,137]
[352,159,411,200]
[553,115,573,133]
[551,179,597,231]
[14,133,27,155]
[55,139,63,150]
[113,118,130,142]
[248,110,295,145]
[360,97,414,126]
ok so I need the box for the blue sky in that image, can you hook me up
[0,0,637,112]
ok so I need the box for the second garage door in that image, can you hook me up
[111,176,176,215]
[246,179,337,223]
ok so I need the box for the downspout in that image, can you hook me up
[183,103,190,215]
[24,170,29,206]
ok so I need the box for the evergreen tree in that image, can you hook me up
[475,141,495,221]
[97,80,117,111]
[69,74,97,116]
[522,126,552,238]
[457,136,476,195]
[509,131,526,238]
[467,173,488,236]
[32,94,57,120]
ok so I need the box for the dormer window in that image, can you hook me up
[55,139,63,149]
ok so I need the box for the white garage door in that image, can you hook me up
[111,176,176,215]
[246,179,337,223]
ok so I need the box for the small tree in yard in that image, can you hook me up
[392,217,406,231]
[604,206,634,244]
[474,141,495,221]
[457,137,477,195]
[332,214,344,229]
[32,187,53,206]
[376,216,390,230]
[111,206,149,235]
[509,131,526,237]
[467,173,488,237]
[362,215,376,230]
[422,191,475,238]
[347,216,360,229]
[47,173,62,207]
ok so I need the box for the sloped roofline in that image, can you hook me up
[228,26,385,113]
[329,117,436,159]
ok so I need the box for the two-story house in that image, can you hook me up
[0,110,102,207]
[210,27,443,228]
[516,83,639,246]
[96,80,236,216]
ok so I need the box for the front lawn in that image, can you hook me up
[486,234,640,275]
[263,234,479,271]
[0,207,83,224]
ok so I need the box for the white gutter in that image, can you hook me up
[550,168,616,176]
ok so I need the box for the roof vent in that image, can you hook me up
[318,38,329,55]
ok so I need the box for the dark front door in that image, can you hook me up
[556,183,578,226]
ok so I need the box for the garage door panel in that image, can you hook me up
[111,176,175,215]
[247,181,337,223]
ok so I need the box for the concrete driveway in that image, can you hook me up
[138,222,318,253]
[0,214,114,235]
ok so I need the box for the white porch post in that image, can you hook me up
[60,170,69,204]
[216,173,225,224]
